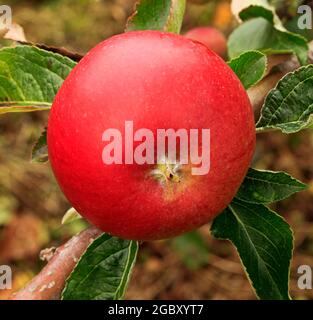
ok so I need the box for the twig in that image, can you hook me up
[10,226,102,300]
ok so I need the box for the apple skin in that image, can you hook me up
[48,31,255,241]
[184,27,227,57]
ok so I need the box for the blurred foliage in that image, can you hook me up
[4,0,135,53]
[171,231,209,270]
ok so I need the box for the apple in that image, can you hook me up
[188,0,212,4]
[184,27,227,57]
[48,31,255,241]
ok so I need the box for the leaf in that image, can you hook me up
[228,51,267,89]
[240,5,274,24]
[231,0,285,30]
[228,17,308,66]
[232,0,271,17]
[0,45,76,115]
[236,168,307,204]
[62,234,139,300]
[256,65,313,133]
[61,207,82,225]
[126,0,186,34]
[240,6,285,31]
[32,129,48,163]
[1,23,27,42]
[211,199,293,300]
[0,103,50,114]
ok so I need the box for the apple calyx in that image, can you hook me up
[150,157,182,185]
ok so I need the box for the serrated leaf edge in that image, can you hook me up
[256,64,313,133]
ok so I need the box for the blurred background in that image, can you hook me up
[0,0,313,300]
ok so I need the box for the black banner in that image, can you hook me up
[0,300,311,319]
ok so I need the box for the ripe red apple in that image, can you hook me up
[48,31,255,241]
[184,27,227,57]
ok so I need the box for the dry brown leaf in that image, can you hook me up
[2,23,27,42]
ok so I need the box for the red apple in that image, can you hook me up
[48,31,255,241]
[184,27,227,57]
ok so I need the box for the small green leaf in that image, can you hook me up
[32,128,48,163]
[236,168,307,204]
[228,18,308,66]
[239,5,275,24]
[61,207,82,225]
[231,1,285,30]
[62,234,139,300]
[211,199,293,300]
[0,45,76,114]
[256,65,313,133]
[228,51,267,89]
[126,0,186,34]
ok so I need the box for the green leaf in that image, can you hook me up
[0,45,76,114]
[228,51,267,89]
[231,1,285,30]
[211,199,293,300]
[126,0,186,34]
[31,128,48,163]
[239,5,285,30]
[256,65,313,133]
[228,18,308,66]
[239,5,275,24]
[62,234,139,300]
[236,168,307,204]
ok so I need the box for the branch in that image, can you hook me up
[10,226,102,300]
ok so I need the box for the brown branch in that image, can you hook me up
[10,226,102,300]
[18,42,84,62]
